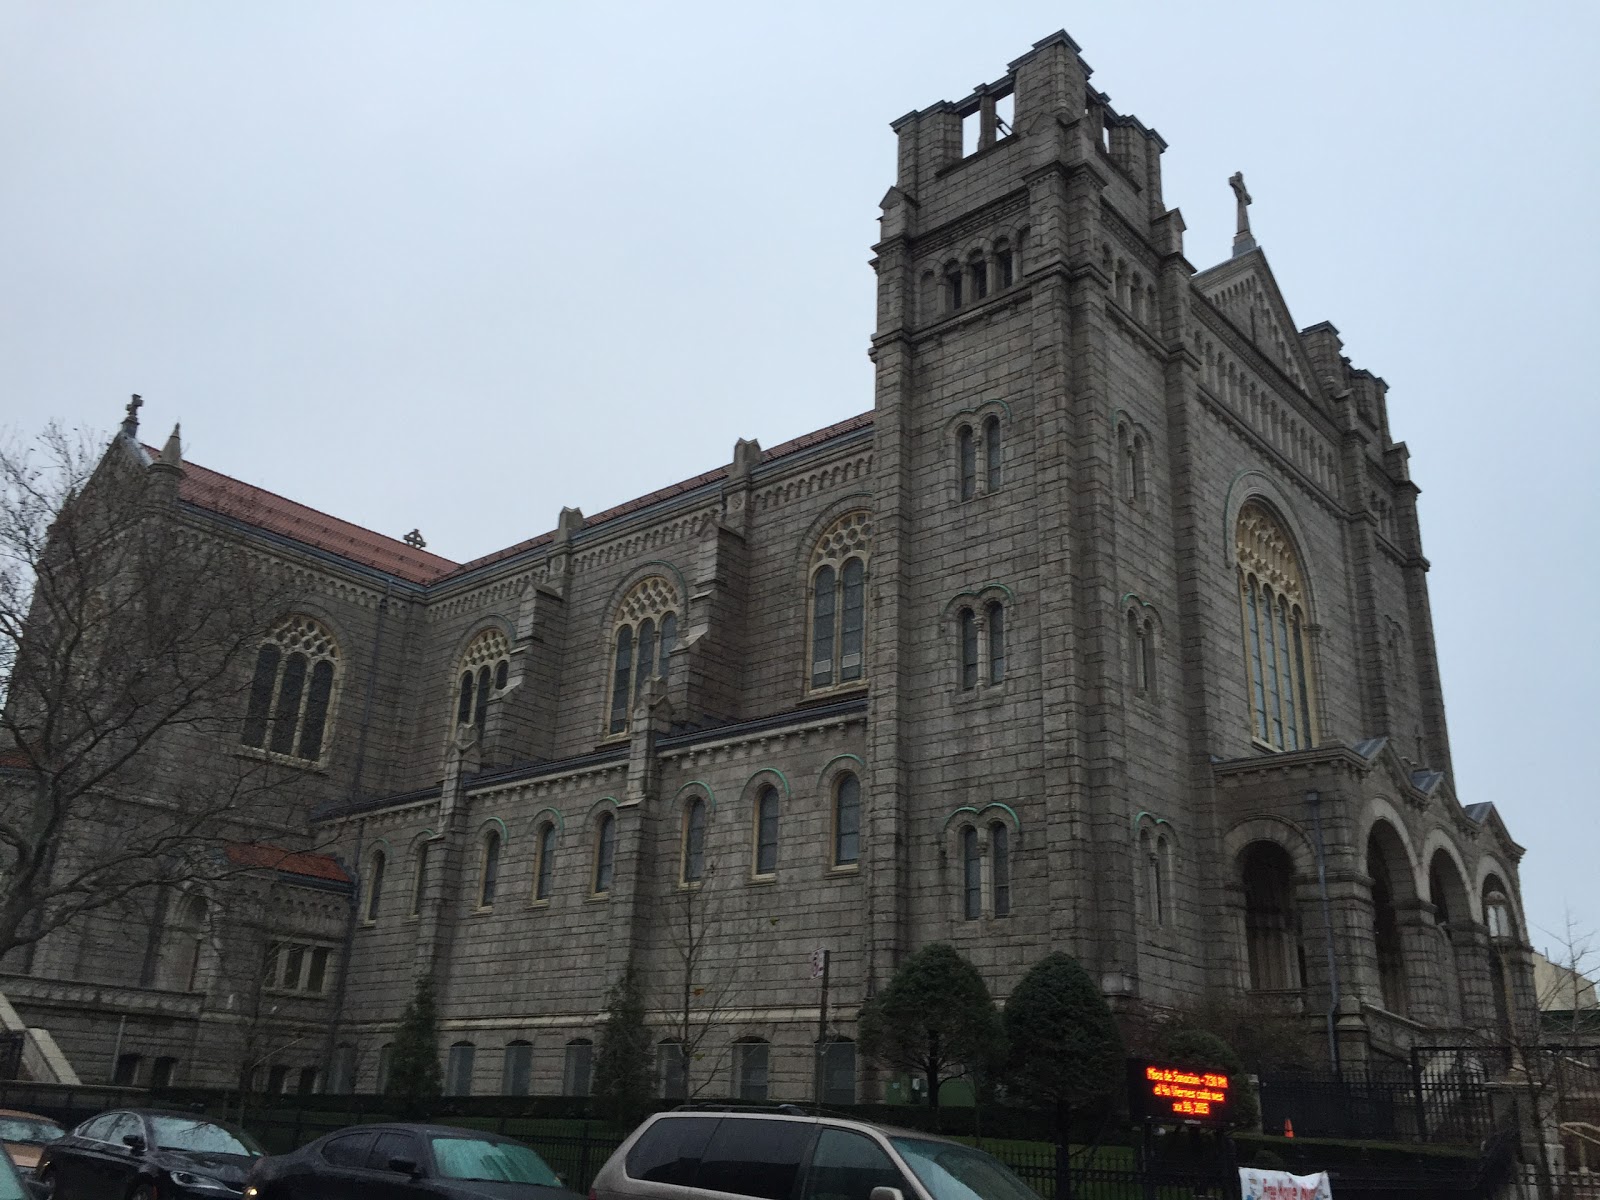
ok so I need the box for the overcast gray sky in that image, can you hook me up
[3,2,1596,957]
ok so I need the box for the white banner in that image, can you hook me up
[1239,1168,1332,1200]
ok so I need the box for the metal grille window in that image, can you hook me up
[445,1042,475,1096]
[502,1041,533,1096]
[533,822,556,902]
[478,831,501,908]
[563,1040,593,1096]
[962,826,982,920]
[593,814,616,895]
[991,823,1011,917]
[733,1040,770,1102]
[681,798,707,884]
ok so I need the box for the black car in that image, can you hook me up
[245,1123,585,1200]
[35,1109,264,1199]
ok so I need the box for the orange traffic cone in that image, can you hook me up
[1283,1118,1295,1139]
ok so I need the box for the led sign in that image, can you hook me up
[1127,1058,1233,1126]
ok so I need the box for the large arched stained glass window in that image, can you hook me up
[808,512,872,692]
[1235,501,1316,750]
[608,576,681,733]
[241,616,341,763]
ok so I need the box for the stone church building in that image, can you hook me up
[5,31,1533,1101]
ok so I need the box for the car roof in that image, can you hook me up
[0,1111,58,1124]
[321,1123,521,1140]
[647,1110,963,1147]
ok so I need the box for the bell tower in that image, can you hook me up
[863,31,1191,1000]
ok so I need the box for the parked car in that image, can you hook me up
[244,1123,585,1200]
[34,1109,264,1199]
[591,1106,1042,1200]
[0,1142,29,1200]
[0,1112,64,1174]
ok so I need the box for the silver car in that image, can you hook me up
[591,1108,1041,1200]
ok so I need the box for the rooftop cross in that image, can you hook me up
[121,393,143,437]
[1229,172,1256,257]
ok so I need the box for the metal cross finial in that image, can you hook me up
[403,529,427,549]
[121,394,143,437]
[1229,172,1257,256]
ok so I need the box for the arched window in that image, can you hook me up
[754,786,780,876]
[608,577,681,733]
[1141,830,1170,927]
[957,425,976,500]
[454,628,511,743]
[733,1038,770,1102]
[1484,883,1514,941]
[994,240,1014,289]
[657,1039,687,1099]
[1129,610,1155,696]
[533,822,556,902]
[1235,502,1316,749]
[365,852,385,923]
[1242,841,1302,991]
[808,512,872,692]
[959,608,979,691]
[833,774,861,867]
[944,261,963,310]
[1119,425,1134,500]
[961,825,981,920]
[478,831,501,908]
[983,415,1002,490]
[502,1041,533,1096]
[161,894,208,991]
[445,1041,476,1096]
[991,822,1011,917]
[241,616,341,763]
[563,1039,594,1096]
[987,601,1006,684]
[411,841,431,917]
[968,251,988,302]
[681,797,707,885]
[593,813,616,895]
[1132,434,1147,501]
[1482,875,1517,1033]
[376,1043,394,1094]
[1367,828,1410,1016]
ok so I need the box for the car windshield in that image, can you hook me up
[149,1116,262,1157]
[0,1118,62,1145]
[430,1137,562,1185]
[0,1151,22,1200]
[890,1138,1040,1200]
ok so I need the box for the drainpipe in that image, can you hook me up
[1307,789,1342,1077]
[316,583,392,1083]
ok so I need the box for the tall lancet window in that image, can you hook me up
[1235,501,1316,750]
[241,616,342,764]
[607,576,680,733]
[454,628,510,742]
[807,511,873,693]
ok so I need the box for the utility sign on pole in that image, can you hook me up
[810,948,829,979]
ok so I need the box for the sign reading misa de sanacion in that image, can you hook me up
[1127,1059,1234,1126]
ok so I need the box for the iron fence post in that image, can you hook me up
[1410,1046,1427,1143]
[578,1121,592,1191]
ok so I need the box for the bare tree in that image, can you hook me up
[658,862,745,1101]
[0,421,307,962]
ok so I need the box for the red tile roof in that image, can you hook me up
[224,842,351,884]
[156,409,874,586]
[151,449,461,585]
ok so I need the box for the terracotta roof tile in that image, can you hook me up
[449,410,874,577]
[224,842,350,884]
[151,449,460,585]
[156,410,873,586]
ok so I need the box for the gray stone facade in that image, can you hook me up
[8,31,1532,1100]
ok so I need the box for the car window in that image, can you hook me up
[431,1137,561,1185]
[148,1116,260,1156]
[0,1150,24,1200]
[803,1129,910,1200]
[75,1115,116,1141]
[104,1113,144,1147]
[323,1131,378,1168]
[0,1118,63,1145]
[368,1131,422,1173]
[889,1139,1037,1200]
[697,1119,814,1200]
[626,1116,720,1185]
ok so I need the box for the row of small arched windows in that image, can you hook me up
[943,238,1017,312]
[362,773,864,922]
